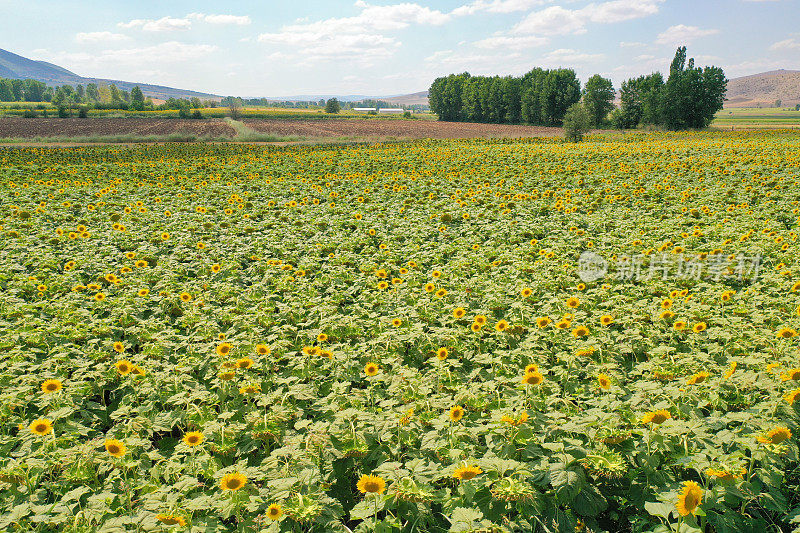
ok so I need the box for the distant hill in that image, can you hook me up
[0,47,220,101]
[382,91,429,106]
[263,92,429,105]
[725,70,800,108]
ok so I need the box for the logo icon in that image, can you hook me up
[577,251,607,282]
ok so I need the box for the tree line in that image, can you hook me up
[429,47,727,131]
[1,77,219,116]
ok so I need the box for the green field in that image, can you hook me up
[0,131,799,532]
[713,107,800,128]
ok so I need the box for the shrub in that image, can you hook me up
[562,102,592,142]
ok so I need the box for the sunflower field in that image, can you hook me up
[1,131,799,533]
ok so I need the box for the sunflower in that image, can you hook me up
[392,318,403,327]
[521,287,533,298]
[758,426,792,445]
[449,405,465,422]
[220,472,247,491]
[183,431,205,446]
[555,320,571,330]
[706,468,743,483]
[566,297,580,308]
[115,360,132,375]
[642,409,672,424]
[357,474,386,494]
[692,322,707,333]
[105,438,127,458]
[161,232,170,241]
[661,299,673,309]
[113,342,125,353]
[453,307,466,319]
[377,281,389,290]
[236,358,253,369]
[317,333,328,343]
[436,347,449,360]
[41,379,63,393]
[687,371,711,385]
[597,374,611,390]
[673,321,687,331]
[424,283,436,293]
[364,363,380,376]
[375,269,388,279]
[218,371,236,381]
[676,481,703,516]
[777,327,798,339]
[781,368,800,381]
[94,293,106,301]
[536,317,551,328]
[211,263,221,273]
[471,323,482,332]
[266,503,283,520]
[156,515,187,526]
[784,389,800,405]
[723,362,737,379]
[435,288,448,298]
[30,419,53,436]
[135,260,148,268]
[572,325,590,338]
[137,288,149,297]
[255,344,271,356]
[453,464,483,481]
[474,315,487,326]
[599,315,614,326]
[521,371,543,386]
[216,342,233,357]
[495,320,510,332]
[239,384,261,394]
[131,365,145,376]
[179,292,192,302]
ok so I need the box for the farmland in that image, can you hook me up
[0,117,564,144]
[0,130,799,532]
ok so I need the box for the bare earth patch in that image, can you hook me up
[0,117,565,142]
[242,118,563,139]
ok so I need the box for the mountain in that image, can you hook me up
[725,69,800,108]
[0,47,219,100]
[262,93,428,104]
[382,91,429,106]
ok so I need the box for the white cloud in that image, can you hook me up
[39,41,218,71]
[452,0,550,16]
[513,0,663,36]
[770,38,800,50]
[513,6,586,35]
[475,34,548,49]
[543,48,604,63]
[188,13,252,25]
[256,2,449,64]
[76,31,130,43]
[118,16,192,32]
[655,24,719,46]
[620,41,646,48]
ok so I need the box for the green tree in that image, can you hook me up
[86,83,100,102]
[660,46,727,129]
[539,69,581,125]
[618,72,664,128]
[429,73,469,121]
[562,102,592,142]
[0,79,15,102]
[520,68,547,125]
[130,86,145,111]
[324,98,341,113]
[582,74,615,127]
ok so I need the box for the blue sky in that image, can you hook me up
[2,0,799,97]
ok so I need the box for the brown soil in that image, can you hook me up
[0,118,236,138]
[242,118,563,139]
[0,117,565,141]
